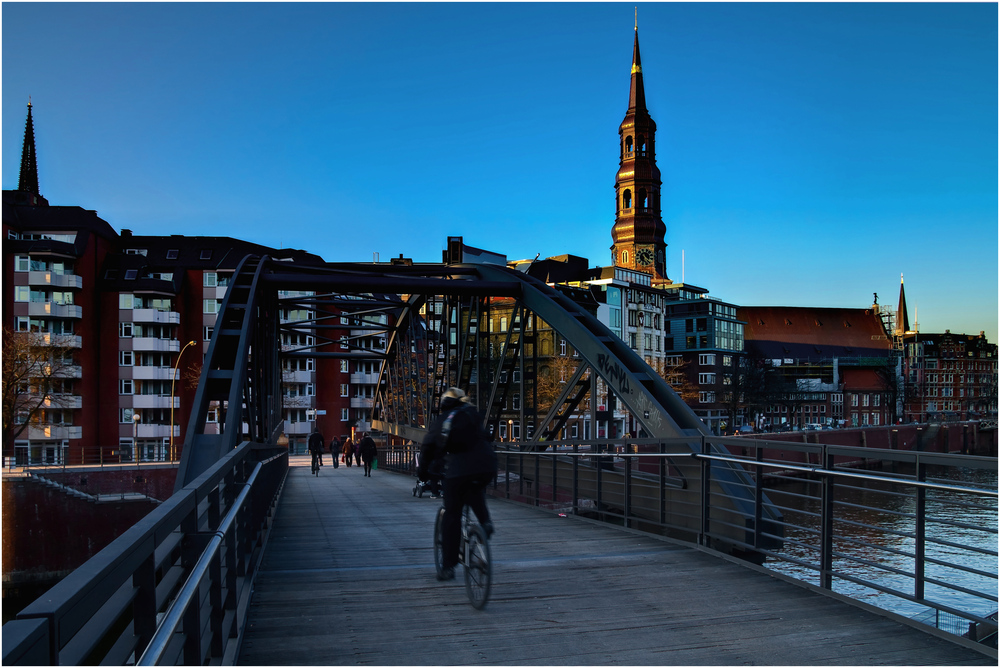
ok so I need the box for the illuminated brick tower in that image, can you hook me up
[611,26,669,284]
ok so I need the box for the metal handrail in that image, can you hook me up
[137,462,262,665]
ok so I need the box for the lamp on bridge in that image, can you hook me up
[170,340,198,461]
[132,412,141,462]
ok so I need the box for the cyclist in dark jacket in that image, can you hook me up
[423,387,497,581]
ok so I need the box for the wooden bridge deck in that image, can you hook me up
[237,456,989,666]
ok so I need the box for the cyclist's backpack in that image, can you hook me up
[440,404,482,453]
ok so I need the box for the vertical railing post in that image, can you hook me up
[754,443,764,550]
[820,445,834,590]
[572,442,579,516]
[915,457,927,600]
[132,552,158,660]
[623,453,632,528]
[700,437,710,548]
[533,451,540,507]
[551,447,557,504]
[209,540,224,658]
[659,441,666,527]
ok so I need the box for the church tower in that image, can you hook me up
[611,25,668,284]
[14,100,48,207]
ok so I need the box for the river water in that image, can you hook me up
[762,466,997,627]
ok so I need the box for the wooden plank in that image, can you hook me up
[237,456,989,666]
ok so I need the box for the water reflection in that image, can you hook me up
[764,466,997,622]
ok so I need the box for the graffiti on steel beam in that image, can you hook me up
[597,353,631,395]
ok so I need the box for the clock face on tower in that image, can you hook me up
[636,247,654,267]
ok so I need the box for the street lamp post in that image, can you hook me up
[170,340,198,461]
[132,412,141,462]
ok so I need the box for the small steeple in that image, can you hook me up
[18,100,41,197]
[895,273,911,336]
[628,24,648,116]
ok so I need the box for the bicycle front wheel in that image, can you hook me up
[432,506,446,578]
[464,524,491,609]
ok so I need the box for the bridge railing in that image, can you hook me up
[2,442,287,666]
[378,436,997,652]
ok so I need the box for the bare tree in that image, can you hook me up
[2,326,78,455]
[656,357,700,404]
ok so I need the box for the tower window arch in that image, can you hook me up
[637,188,648,210]
[621,250,629,265]
[622,189,632,211]
[637,135,646,156]
[625,136,633,157]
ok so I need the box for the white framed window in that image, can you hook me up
[699,391,716,404]
[203,272,217,287]
[306,383,315,396]
[699,354,716,366]
[341,408,349,421]
[120,379,133,395]
[862,394,870,407]
[15,256,30,272]
[120,408,135,423]
[14,286,30,302]
[120,322,133,337]
[207,408,218,423]
[120,351,134,366]
[204,326,214,341]
[203,299,220,314]
[340,360,349,373]
[340,384,349,397]
[15,317,29,331]
[698,373,716,385]
[119,294,134,309]
[851,394,859,407]
[340,336,348,350]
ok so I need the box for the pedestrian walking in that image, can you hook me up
[341,436,354,467]
[330,436,341,468]
[359,432,378,477]
[353,437,362,467]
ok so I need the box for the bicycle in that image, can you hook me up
[310,450,320,475]
[433,505,492,609]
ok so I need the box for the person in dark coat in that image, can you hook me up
[422,388,497,581]
[330,436,341,468]
[308,428,325,468]
[341,437,353,467]
[359,432,378,477]
[353,436,362,467]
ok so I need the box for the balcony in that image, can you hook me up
[282,396,314,409]
[132,395,180,409]
[132,366,178,381]
[133,424,175,438]
[283,369,314,384]
[44,394,83,409]
[350,373,381,385]
[132,309,181,324]
[25,425,82,440]
[51,365,83,379]
[132,337,181,353]
[28,302,83,319]
[35,333,83,348]
[28,271,83,289]
[350,397,374,409]
[284,421,313,435]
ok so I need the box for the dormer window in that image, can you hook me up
[166,249,179,259]
[200,249,212,260]
[124,270,138,280]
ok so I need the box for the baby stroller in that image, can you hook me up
[413,451,443,498]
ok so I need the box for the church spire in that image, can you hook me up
[895,274,911,336]
[18,100,41,198]
[611,23,668,284]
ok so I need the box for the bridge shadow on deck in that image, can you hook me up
[237,456,987,666]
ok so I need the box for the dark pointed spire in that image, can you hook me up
[18,99,41,197]
[628,26,648,116]
[895,274,910,336]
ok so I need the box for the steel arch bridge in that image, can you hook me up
[176,253,779,550]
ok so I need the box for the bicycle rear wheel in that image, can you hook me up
[464,524,491,609]
[432,506,446,577]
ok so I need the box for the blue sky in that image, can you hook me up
[4,2,997,341]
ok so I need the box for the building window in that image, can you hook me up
[200,250,212,260]
[851,394,859,407]
[120,379,133,395]
[15,256,30,272]
[698,373,716,385]
[120,294,134,309]
[120,351,134,366]
[699,354,716,366]
[340,384,349,397]
[14,286,30,302]
[120,408,135,423]
[120,322,133,337]
[204,300,220,314]
[862,394,870,407]
[722,355,732,366]
[204,272,217,287]
[699,391,716,404]
[341,408,349,421]
[204,326,213,341]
